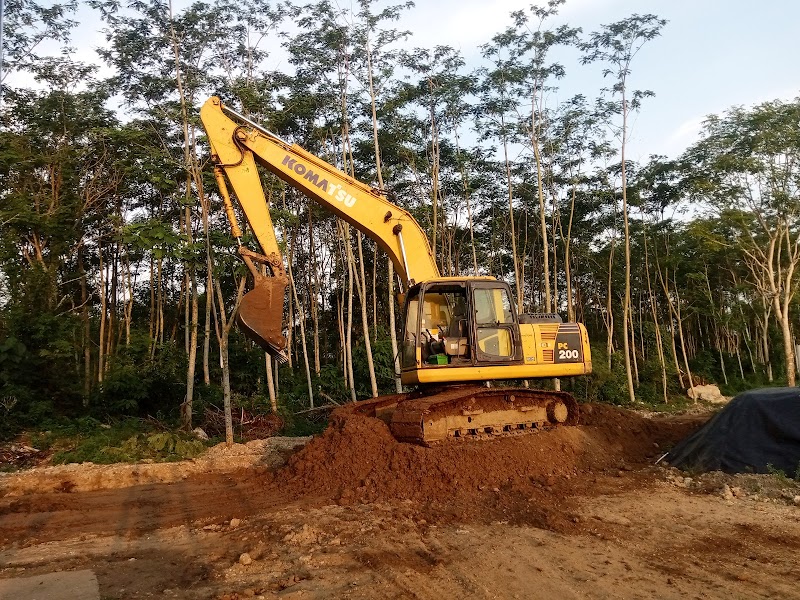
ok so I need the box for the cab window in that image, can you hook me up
[474,288,513,325]
[473,287,514,359]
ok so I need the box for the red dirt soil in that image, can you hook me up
[275,403,697,523]
[6,403,800,600]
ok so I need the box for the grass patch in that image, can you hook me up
[766,463,800,484]
[28,418,210,465]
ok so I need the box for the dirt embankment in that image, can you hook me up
[0,437,309,497]
[0,403,698,542]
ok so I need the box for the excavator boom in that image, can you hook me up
[201,97,439,286]
[201,97,439,358]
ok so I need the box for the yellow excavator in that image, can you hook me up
[201,96,592,445]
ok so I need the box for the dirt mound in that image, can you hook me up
[276,403,699,520]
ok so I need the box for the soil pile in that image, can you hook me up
[277,403,699,515]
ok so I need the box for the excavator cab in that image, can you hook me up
[401,279,524,375]
[400,278,591,387]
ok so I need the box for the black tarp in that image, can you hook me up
[666,387,800,475]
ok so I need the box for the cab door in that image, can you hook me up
[470,283,522,364]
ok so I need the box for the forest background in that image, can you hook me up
[1,0,799,450]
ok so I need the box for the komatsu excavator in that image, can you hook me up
[201,96,592,445]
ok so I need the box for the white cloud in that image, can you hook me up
[655,86,800,158]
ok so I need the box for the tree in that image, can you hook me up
[0,68,120,408]
[508,0,579,315]
[581,13,667,403]
[0,0,77,88]
[685,99,800,386]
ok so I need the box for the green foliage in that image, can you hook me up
[95,341,187,417]
[314,365,352,405]
[765,463,800,484]
[278,407,329,438]
[581,346,634,406]
[33,419,209,465]
[0,301,83,436]
[122,219,185,261]
[568,344,689,408]
[351,333,397,397]
[1,0,797,445]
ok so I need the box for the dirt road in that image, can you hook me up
[1,405,799,599]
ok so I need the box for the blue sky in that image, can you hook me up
[393,0,799,160]
[14,0,800,162]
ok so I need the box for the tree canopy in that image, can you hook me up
[1,0,798,440]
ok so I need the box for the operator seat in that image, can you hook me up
[444,298,469,357]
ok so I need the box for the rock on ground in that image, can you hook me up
[687,384,729,404]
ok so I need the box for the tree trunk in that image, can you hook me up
[454,129,479,276]
[643,230,668,403]
[346,232,357,402]
[287,233,315,408]
[429,80,439,266]
[337,293,346,382]
[123,251,134,347]
[364,34,400,392]
[202,195,214,386]
[98,244,106,384]
[716,323,729,386]
[148,256,156,352]
[531,120,551,313]
[78,246,91,405]
[220,332,234,446]
[355,232,378,397]
[183,268,198,430]
[605,237,615,370]
[214,276,246,447]
[672,283,695,399]
[620,89,636,404]
[265,354,277,413]
[735,333,746,380]
[308,211,321,376]
[564,186,576,322]
[372,246,378,334]
[758,302,774,382]
[776,298,796,386]
[156,256,164,346]
[501,113,522,312]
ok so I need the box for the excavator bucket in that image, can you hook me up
[236,274,289,363]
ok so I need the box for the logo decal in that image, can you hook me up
[281,155,356,207]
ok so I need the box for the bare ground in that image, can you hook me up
[1,405,799,600]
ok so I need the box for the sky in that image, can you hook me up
[9,0,800,162]
[390,0,800,161]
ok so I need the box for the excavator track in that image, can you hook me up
[337,385,579,446]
